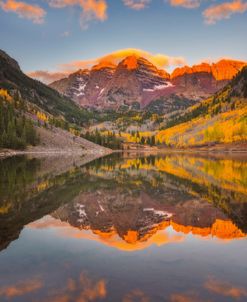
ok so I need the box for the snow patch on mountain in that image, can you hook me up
[76,204,87,218]
[143,83,173,92]
[143,208,173,218]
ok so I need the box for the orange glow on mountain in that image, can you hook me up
[171,219,245,239]
[91,61,116,71]
[211,219,245,239]
[171,63,211,78]
[124,230,138,243]
[28,216,184,251]
[93,229,116,239]
[28,215,246,252]
[122,55,138,70]
[211,59,246,80]
[171,59,246,80]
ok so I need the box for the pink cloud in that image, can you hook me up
[168,0,200,9]
[0,0,46,23]
[27,70,70,84]
[169,0,200,8]
[0,279,43,298]
[47,0,108,29]
[204,276,247,298]
[123,0,151,10]
[203,0,247,24]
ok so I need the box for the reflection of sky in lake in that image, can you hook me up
[1,220,247,302]
[0,154,247,301]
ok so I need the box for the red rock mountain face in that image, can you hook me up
[50,56,246,110]
[171,59,246,100]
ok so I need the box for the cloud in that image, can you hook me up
[0,0,46,23]
[123,0,151,10]
[168,0,200,9]
[37,272,107,302]
[60,48,186,71]
[47,0,108,29]
[28,48,186,84]
[204,277,247,298]
[123,289,150,302]
[27,70,70,84]
[170,291,211,302]
[0,278,43,298]
[170,277,247,302]
[203,0,247,24]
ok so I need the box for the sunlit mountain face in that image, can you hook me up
[0,153,247,301]
[49,56,246,111]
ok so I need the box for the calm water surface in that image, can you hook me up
[0,153,247,302]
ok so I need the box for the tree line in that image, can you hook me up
[129,131,157,146]
[0,92,39,150]
[82,130,122,150]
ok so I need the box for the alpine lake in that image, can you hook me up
[0,152,247,302]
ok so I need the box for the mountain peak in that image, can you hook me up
[49,54,246,111]
[211,59,246,81]
[121,55,139,70]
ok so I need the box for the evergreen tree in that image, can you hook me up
[140,136,145,145]
[0,94,39,150]
[150,136,155,146]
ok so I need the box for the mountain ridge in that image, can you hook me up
[49,55,246,111]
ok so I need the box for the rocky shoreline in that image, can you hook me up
[0,147,112,159]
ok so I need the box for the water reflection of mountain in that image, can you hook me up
[0,153,247,252]
[0,154,103,251]
[50,154,247,247]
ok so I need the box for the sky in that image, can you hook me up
[0,0,247,83]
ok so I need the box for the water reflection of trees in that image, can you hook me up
[0,153,247,252]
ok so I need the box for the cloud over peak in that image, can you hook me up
[28,48,186,84]
[60,48,185,71]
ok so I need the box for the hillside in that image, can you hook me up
[0,50,111,155]
[155,66,247,148]
[0,89,111,156]
[0,50,93,125]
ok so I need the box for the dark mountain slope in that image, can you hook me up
[0,50,89,124]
